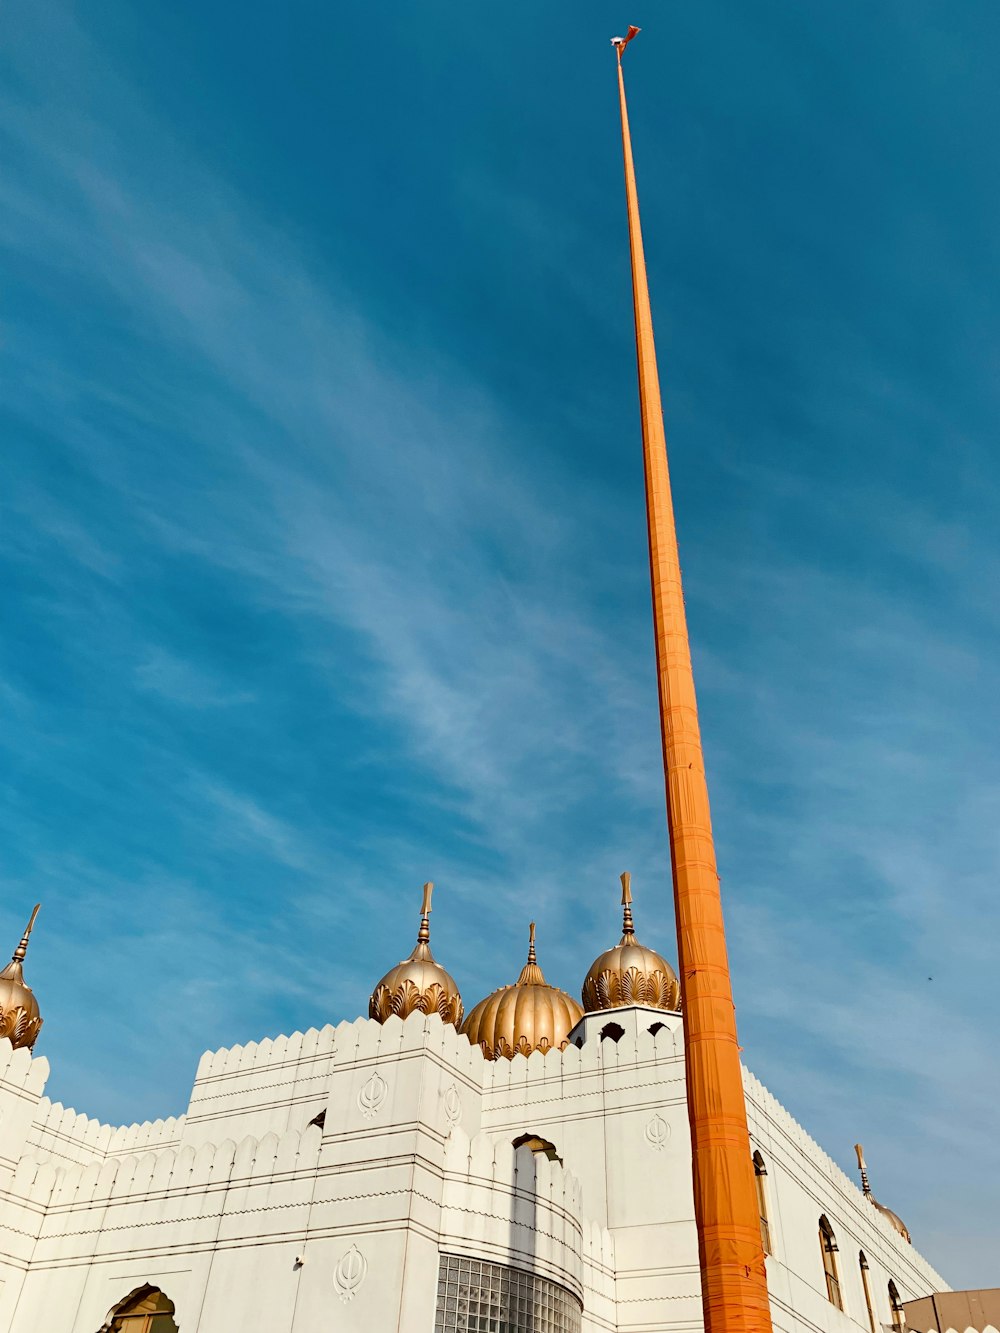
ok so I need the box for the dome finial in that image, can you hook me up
[12,903,40,964]
[620,872,635,938]
[517,922,545,985]
[417,881,433,945]
[368,881,463,1028]
[461,921,583,1060]
[854,1142,911,1243]
[0,903,44,1051]
[854,1143,872,1198]
[582,874,680,1013]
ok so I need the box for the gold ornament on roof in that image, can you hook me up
[461,922,583,1061]
[854,1143,911,1244]
[0,904,43,1052]
[582,872,681,1013]
[369,882,464,1028]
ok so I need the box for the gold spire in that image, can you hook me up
[518,920,544,983]
[369,882,464,1027]
[854,1143,873,1197]
[0,904,44,1051]
[620,870,635,936]
[854,1143,911,1243]
[613,31,772,1333]
[417,880,433,944]
[582,873,680,1012]
[461,922,583,1060]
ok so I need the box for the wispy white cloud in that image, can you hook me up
[135,649,256,710]
[1,0,998,1289]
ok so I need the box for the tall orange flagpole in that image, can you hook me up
[611,27,773,1333]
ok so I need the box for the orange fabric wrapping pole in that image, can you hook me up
[614,37,773,1333]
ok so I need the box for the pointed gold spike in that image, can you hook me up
[620,872,635,936]
[12,904,40,963]
[417,881,433,945]
[854,1143,873,1196]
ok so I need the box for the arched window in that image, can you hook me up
[104,1287,178,1333]
[888,1280,905,1330]
[512,1132,561,1164]
[859,1252,877,1333]
[600,1021,625,1043]
[818,1216,843,1310]
[752,1152,772,1255]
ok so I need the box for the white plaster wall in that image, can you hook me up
[0,1042,50,1185]
[0,1015,599,1331]
[0,1011,953,1333]
[482,1010,699,1333]
[181,1026,339,1149]
[743,1065,948,1333]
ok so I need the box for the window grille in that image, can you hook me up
[435,1253,581,1333]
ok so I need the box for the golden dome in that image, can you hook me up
[854,1144,911,1244]
[874,1203,911,1244]
[369,882,464,1027]
[0,905,43,1052]
[582,873,680,1012]
[461,923,583,1061]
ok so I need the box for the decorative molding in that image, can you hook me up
[644,1114,669,1151]
[584,965,680,1014]
[0,1004,42,1052]
[443,1084,462,1126]
[369,979,463,1027]
[333,1244,367,1303]
[357,1071,387,1120]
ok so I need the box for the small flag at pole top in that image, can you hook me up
[611,25,641,56]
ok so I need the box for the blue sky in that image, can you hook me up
[2,0,998,1287]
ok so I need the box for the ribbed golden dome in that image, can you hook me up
[0,905,43,1052]
[874,1202,911,1244]
[854,1144,911,1244]
[582,873,680,1012]
[461,923,583,1061]
[369,883,464,1027]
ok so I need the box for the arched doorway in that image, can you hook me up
[102,1286,179,1333]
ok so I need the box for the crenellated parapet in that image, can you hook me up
[439,1126,615,1321]
[0,1038,49,1102]
[179,1011,488,1158]
[0,1037,51,1185]
[904,1323,1000,1333]
[22,1100,186,1175]
[741,1064,948,1300]
[0,1011,951,1333]
[183,1024,340,1148]
[26,1099,114,1169]
[4,1122,324,1261]
[104,1114,185,1158]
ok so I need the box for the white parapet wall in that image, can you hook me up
[742,1062,948,1333]
[0,1013,954,1333]
[0,1040,50,1185]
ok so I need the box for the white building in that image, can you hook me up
[0,885,946,1332]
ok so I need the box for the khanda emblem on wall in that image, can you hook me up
[645,1113,670,1152]
[357,1070,388,1120]
[443,1083,462,1125]
[333,1245,368,1303]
